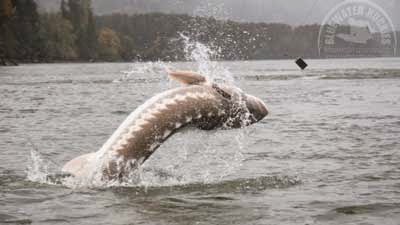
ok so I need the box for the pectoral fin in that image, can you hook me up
[168,70,207,85]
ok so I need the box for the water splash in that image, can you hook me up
[26,149,49,183]
[114,61,172,88]
[131,35,250,187]
[138,128,247,187]
[179,33,234,85]
[83,35,251,188]
[26,35,253,189]
[26,149,69,185]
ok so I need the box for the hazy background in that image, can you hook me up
[1,0,398,64]
[36,0,400,28]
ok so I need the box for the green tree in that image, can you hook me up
[120,34,136,60]
[86,10,97,59]
[63,0,97,59]
[60,0,68,19]
[40,13,77,60]
[0,0,44,61]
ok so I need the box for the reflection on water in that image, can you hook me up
[0,57,400,224]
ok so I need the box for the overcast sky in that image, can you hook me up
[37,0,400,28]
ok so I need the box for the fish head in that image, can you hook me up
[212,83,268,128]
[168,70,268,128]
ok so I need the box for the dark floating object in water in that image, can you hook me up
[295,57,308,70]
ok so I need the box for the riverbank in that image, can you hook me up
[2,55,400,67]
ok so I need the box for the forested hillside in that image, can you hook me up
[0,0,399,65]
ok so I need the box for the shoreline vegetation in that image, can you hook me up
[1,0,399,66]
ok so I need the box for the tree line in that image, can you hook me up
[0,0,398,65]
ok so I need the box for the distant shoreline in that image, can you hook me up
[2,4,399,67]
[2,56,399,67]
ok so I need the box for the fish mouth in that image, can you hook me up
[245,94,268,122]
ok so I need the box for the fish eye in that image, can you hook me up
[212,84,232,100]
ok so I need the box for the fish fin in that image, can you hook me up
[168,70,207,85]
[62,152,96,177]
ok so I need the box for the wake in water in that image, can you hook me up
[27,35,265,189]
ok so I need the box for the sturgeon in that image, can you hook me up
[62,71,268,181]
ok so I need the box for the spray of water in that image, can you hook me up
[26,149,50,183]
[26,34,250,189]
[179,33,234,85]
[135,35,250,186]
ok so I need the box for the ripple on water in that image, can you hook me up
[107,175,301,197]
[334,203,400,215]
[0,108,13,113]
[111,110,130,115]
[0,217,32,225]
[18,109,38,114]
[314,202,400,224]
[0,127,11,133]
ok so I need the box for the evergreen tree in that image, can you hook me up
[60,0,68,19]
[86,10,97,59]
[63,0,97,59]
[40,13,77,60]
[1,0,44,61]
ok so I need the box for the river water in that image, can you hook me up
[0,58,400,225]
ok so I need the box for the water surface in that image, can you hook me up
[1,58,400,224]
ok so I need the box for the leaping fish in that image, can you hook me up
[62,71,268,181]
